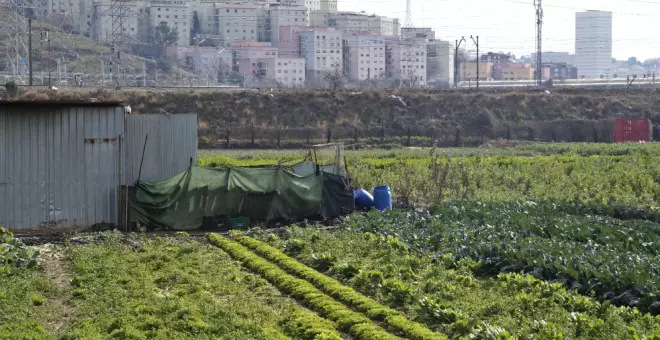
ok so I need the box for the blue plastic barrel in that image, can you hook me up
[373,186,392,211]
[354,188,375,208]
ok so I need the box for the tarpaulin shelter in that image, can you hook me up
[129,165,354,230]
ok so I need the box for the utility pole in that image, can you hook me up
[534,0,544,87]
[28,19,33,86]
[41,30,51,89]
[454,37,466,88]
[470,35,479,90]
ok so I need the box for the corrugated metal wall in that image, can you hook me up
[125,114,197,184]
[0,105,125,231]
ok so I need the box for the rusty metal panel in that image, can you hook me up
[0,105,125,231]
[125,114,197,184]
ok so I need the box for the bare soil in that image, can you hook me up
[36,244,74,333]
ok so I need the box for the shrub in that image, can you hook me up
[5,80,18,98]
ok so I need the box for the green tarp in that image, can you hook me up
[130,166,353,230]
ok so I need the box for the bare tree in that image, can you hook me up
[322,62,346,90]
[401,68,421,89]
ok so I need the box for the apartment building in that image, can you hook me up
[189,0,218,35]
[495,63,535,80]
[343,34,386,83]
[460,61,493,81]
[37,0,82,32]
[401,27,435,40]
[305,0,337,24]
[147,0,191,46]
[542,63,578,80]
[92,1,143,43]
[263,3,308,45]
[386,39,427,87]
[575,10,612,78]
[173,46,232,74]
[426,39,454,88]
[326,12,399,37]
[299,29,343,84]
[216,3,260,47]
[531,52,575,66]
[274,57,306,87]
[480,52,513,64]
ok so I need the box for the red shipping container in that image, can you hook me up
[615,118,651,143]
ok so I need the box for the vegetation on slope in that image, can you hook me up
[13,88,660,145]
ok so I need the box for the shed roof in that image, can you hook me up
[0,100,124,108]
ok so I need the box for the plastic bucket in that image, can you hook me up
[373,186,392,211]
[354,188,375,208]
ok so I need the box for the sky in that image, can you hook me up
[337,0,660,61]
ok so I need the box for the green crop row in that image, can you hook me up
[280,310,342,340]
[207,233,401,340]
[265,225,660,339]
[230,234,447,340]
[345,202,660,315]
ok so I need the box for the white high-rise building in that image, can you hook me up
[299,29,343,85]
[343,34,386,83]
[575,10,612,79]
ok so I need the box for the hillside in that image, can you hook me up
[0,11,194,86]
[13,87,660,147]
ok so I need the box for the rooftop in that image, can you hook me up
[0,100,124,108]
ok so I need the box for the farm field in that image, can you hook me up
[2,143,660,339]
[200,143,660,207]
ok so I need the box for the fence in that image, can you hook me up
[198,119,625,149]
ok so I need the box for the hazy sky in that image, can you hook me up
[338,0,660,61]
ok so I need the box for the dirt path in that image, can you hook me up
[36,244,75,333]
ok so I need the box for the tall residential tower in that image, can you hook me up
[575,10,612,79]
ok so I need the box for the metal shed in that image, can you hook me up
[0,101,125,232]
[125,114,198,184]
[0,102,199,232]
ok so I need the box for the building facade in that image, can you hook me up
[495,63,535,80]
[481,52,513,64]
[575,10,612,78]
[531,52,575,66]
[426,40,454,88]
[216,3,260,46]
[299,29,343,84]
[148,0,191,47]
[542,63,578,80]
[460,61,493,81]
[343,34,386,83]
[386,39,427,87]
[401,27,435,40]
[264,4,308,45]
[92,1,143,43]
[326,12,399,37]
[274,57,306,87]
